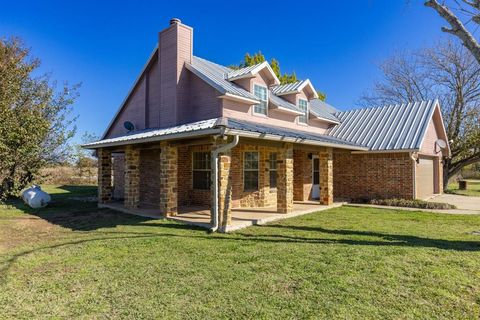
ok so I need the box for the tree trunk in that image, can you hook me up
[443,158,451,190]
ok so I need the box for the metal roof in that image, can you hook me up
[84,118,221,149]
[225,118,367,150]
[186,56,260,102]
[309,99,341,123]
[269,91,303,114]
[327,100,437,151]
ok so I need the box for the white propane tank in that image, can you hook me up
[21,185,51,209]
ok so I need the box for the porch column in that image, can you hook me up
[277,143,294,213]
[159,142,178,217]
[98,148,112,204]
[319,147,333,205]
[217,152,233,229]
[124,145,140,209]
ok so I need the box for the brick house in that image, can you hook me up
[84,19,450,231]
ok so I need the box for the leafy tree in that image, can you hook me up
[360,40,480,188]
[234,51,327,101]
[72,132,98,179]
[0,37,78,198]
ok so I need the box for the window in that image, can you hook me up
[244,152,259,191]
[192,152,211,190]
[298,99,308,124]
[253,84,268,115]
[269,153,277,189]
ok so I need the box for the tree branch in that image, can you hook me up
[425,0,480,64]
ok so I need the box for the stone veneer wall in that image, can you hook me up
[159,142,178,216]
[333,150,414,200]
[98,148,112,203]
[177,144,212,207]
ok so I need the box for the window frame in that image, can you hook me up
[253,83,268,116]
[297,98,308,125]
[192,151,211,190]
[243,151,259,191]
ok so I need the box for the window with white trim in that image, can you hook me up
[244,152,259,191]
[298,99,308,124]
[253,84,268,115]
[192,152,211,190]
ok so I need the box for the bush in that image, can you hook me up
[367,198,456,210]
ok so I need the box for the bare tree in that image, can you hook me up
[425,0,480,63]
[360,41,480,188]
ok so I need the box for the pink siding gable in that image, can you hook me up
[419,107,449,156]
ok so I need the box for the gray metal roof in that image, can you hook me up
[327,100,437,151]
[271,80,307,95]
[84,118,221,149]
[310,99,341,123]
[226,63,263,79]
[225,118,366,150]
[269,91,303,114]
[186,57,259,101]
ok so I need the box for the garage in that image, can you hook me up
[416,157,435,199]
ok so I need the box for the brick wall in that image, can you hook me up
[230,143,283,208]
[112,153,125,200]
[293,150,313,201]
[177,144,212,207]
[333,150,414,200]
[139,149,161,207]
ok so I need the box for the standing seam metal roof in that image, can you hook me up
[327,100,437,151]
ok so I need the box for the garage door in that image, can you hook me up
[417,157,434,199]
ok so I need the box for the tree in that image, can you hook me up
[360,41,480,188]
[425,0,480,64]
[233,51,327,100]
[0,37,78,198]
[72,132,98,180]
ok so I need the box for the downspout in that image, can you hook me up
[410,152,417,199]
[210,134,239,232]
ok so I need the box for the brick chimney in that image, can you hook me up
[158,18,193,128]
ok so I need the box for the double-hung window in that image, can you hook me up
[298,99,308,124]
[244,152,259,191]
[192,152,211,190]
[269,153,277,189]
[253,84,268,115]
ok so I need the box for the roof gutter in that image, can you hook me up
[224,128,368,151]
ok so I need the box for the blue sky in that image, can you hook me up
[0,0,448,143]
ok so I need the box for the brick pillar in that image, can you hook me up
[124,145,140,209]
[277,143,294,213]
[98,148,112,204]
[217,153,233,229]
[319,147,333,205]
[159,142,178,217]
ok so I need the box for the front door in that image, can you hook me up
[312,157,320,199]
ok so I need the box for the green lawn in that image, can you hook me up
[1,185,480,319]
[447,179,480,197]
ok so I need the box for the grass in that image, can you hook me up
[446,179,480,197]
[0,185,479,319]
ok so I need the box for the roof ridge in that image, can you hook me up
[336,100,433,115]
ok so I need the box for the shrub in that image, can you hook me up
[368,198,456,210]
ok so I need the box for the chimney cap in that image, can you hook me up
[170,18,181,25]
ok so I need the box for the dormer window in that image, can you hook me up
[253,84,268,116]
[298,99,308,124]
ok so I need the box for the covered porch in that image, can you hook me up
[96,135,336,232]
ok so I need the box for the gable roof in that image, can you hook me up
[269,91,303,115]
[186,56,260,103]
[327,100,438,151]
[226,61,280,85]
[309,99,340,124]
[271,79,318,99]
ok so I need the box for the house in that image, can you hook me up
[84,19,450,231]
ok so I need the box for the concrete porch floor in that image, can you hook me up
[99,201,343,232]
